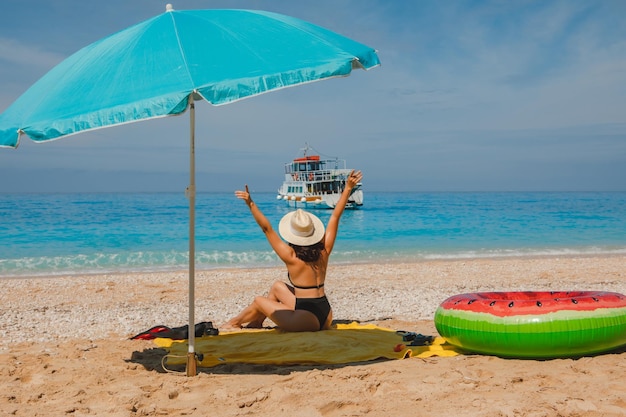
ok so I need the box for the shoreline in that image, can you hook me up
[3,250,626,280]
[1,254,625,416]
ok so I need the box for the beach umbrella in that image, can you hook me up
[0,5,380,375]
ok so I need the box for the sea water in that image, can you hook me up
[1,192,625,277]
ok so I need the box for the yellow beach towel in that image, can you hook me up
[154,322,460,367]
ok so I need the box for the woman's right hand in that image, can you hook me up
[235,185,253,206]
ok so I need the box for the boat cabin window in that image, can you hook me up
[288,186,304,193]
[292,161,321,172]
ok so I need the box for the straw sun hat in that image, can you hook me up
[279,209,325,246]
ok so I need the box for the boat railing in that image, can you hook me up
[285,169,351,182]
[282,183,351,196]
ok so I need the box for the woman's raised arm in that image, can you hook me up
[235,185,294,263]
[324,170,362,254]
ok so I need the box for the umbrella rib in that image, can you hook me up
[167,11,196,93]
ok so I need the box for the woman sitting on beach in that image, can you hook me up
[223,170,363,332]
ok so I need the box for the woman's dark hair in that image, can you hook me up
[290,240,324,263]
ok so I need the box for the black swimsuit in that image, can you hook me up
[288,273,331,330]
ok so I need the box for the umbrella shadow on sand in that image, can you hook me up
[127,348,397,375]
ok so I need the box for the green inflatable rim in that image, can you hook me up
[434,306,626,358]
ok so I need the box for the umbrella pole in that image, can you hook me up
[186,94,197,377]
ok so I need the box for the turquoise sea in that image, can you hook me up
[1,192,625,277]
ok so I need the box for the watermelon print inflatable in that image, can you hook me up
[434,291,626,358]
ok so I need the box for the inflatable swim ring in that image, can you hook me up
[434,291,626,358]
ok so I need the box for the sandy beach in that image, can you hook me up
[1,255,625,416]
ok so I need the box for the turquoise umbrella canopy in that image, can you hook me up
[0,6,379,146]
[0,5,380,376]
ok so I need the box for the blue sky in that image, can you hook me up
[1,0,625,192]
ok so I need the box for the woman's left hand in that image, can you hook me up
[235,185,253,206]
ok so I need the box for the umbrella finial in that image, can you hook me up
[166,4,174,12]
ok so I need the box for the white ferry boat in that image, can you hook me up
[277,144,363,209]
